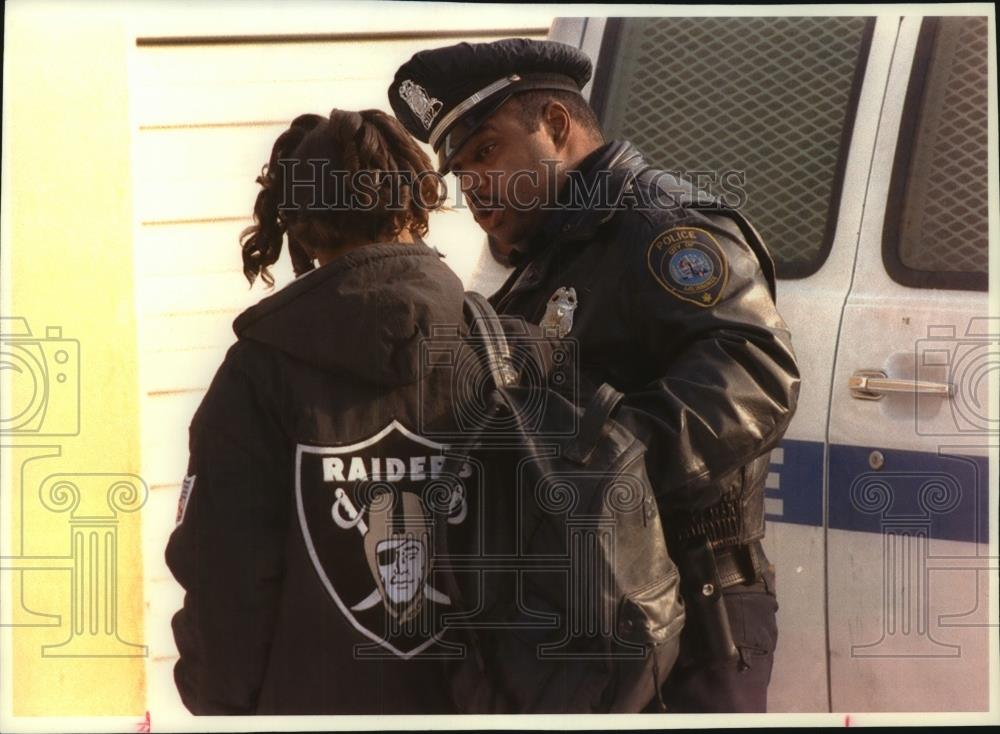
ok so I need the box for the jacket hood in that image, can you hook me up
[233,242,465,387]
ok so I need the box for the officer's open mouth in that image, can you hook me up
[474,209,502,230]
[469,198,504,229]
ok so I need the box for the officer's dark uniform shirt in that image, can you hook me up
[165,242,468,715]
[489,140,801,551]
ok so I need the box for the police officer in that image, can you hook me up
[165,109,473,714]
[389,38,800,713]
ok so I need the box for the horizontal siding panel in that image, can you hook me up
[144,468,188,498]
[136,215,477,280]
[143,443,200,485]
[143,345,231,395]
[135,77,392,128]
[133,35,544,87]
[145,577,184,652]
[136,165,484,246]
[137,173,260,224]
[140,271,261,315]
[135,130,442,222]
[143,391,207,447]
[134,202,501,291]
[135,125,284,188]
[144,490,184,579]
[141,312,240,351]
[129,2,552,40]
[145,460,185,493]
[134,41,405,84]
[137,221,249,277]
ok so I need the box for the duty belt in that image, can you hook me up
[713,540,766,589]
[663,495,742,549]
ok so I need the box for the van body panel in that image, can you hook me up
[563,12,993,712]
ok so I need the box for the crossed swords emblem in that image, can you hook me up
[331,486,464,614]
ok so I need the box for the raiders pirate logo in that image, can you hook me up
[296,420,472,658]
[646,226,729,307]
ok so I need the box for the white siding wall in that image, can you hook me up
[131,14,552,718]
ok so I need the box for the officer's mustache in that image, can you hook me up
[464,191,505,214]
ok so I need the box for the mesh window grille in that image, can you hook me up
[895,16,989,279]
[597,17,871,277]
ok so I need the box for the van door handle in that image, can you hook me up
[848,370,954,400]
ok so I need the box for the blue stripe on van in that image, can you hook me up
[764,438,824,527]
[765,438,989,543]
[828,444,989,544]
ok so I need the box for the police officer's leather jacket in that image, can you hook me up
[489,140,801,552]
[165,242,469,715]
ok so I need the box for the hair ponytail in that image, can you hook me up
[240,114,324,287]
[241,108,445,287]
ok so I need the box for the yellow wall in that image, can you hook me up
[3,0,145,716]
[3,1,552,721]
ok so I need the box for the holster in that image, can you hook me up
[674,536,739,665]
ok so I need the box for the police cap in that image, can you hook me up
[388,38,592,173]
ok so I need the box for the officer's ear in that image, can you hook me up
[541,101,572,150]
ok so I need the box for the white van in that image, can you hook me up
[546,14,993,713]
[110,9,990,718]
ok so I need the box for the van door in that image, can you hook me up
[826,14,992,712]
[560,15,885,712]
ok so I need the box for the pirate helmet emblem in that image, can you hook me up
[362,489,432,623]
[296,421,471,658]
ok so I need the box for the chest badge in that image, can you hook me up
[540,286,578,337]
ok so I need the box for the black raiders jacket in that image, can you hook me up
[490,140,801,552]
[165,242,470,715]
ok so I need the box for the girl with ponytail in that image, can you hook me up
[240,109,445,287]
[167,108,470,715]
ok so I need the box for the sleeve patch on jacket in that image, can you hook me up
[176,474,196,526]
[646,226,729,307]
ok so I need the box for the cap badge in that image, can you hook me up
[398,79,444,130]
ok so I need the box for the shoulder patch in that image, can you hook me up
[176,474,196,526]
[646,226,729,307]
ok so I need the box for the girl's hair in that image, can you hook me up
[240,109,445,287]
